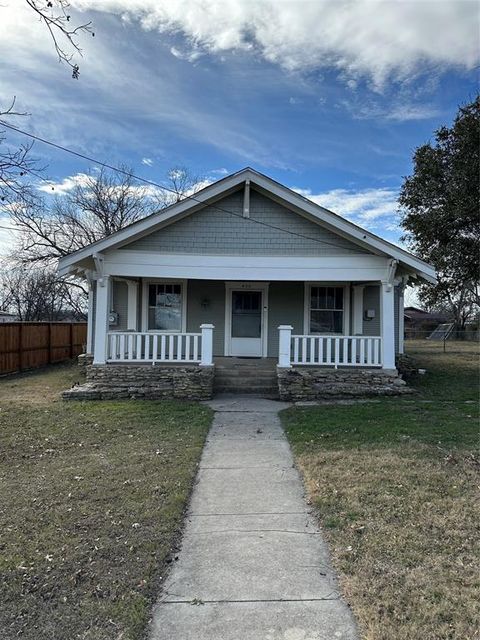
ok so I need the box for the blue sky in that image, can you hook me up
[0,0,478,260]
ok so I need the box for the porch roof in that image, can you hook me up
[57,167,436,284]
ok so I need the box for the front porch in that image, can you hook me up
[64,277,408,400]
[88,278,400,369]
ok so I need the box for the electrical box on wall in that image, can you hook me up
[365,309,376,320]
[108,311,119,326]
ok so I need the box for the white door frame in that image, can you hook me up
[224,282,269,357]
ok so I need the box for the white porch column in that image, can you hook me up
[381,282,396,370]
[126,281,139,331]
[278,325,293,368]
[93,275,110,365]
[200,324,214,366]
[86,281,95,354]
[352,285,365,335]
[398,283,405,354]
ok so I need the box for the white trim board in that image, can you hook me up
[101,251,394,282]
[58,168,436,283]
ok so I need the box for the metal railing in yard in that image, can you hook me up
[278,325,382,368]
[106,324,214,366]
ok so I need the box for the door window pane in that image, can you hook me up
[232,291,261,338]
[148,283,182,331]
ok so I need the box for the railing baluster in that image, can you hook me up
[326,337,332,364]
[310,337,315,364]
[144,334,150,361]
[185,335,191,361]
[176,334,182,361]
[152,334,158,362]
[318,337,323,364]
[160,335,166,360]
[351,338,356,365]
[293,337,299,363]
[168,335,174,361]
[301,337,307,363]
[193,335,199,361]
[119,334,125,361]
[334,337,339,368]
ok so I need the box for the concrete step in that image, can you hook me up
[214,386,279,397]
[215,370,277,380]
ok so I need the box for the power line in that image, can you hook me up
[0,121,353,251]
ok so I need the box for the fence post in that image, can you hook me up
[48,323,52,364]
[278,325,293,368]
[18,323,23,371]
[200,324,214,366]
[69,323,74,359]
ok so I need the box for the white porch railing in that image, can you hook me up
[106,324,214,365]
[278,325,382,368]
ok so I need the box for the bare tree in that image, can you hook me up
[153,166,205,209]
[0,99,42,205]
[24,0,94,78]
[8,166,159,265]
[0,264,85,320]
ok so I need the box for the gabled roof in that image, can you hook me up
[58,167,436,282]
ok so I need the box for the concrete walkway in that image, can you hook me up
[150,396,358,640]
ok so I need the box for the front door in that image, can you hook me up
[230,290,263,357]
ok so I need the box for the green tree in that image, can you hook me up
[399,97,480,328]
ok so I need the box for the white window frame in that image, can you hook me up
[303,283,351,335]
[141,278,187,333]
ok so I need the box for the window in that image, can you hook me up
[147,283,182,331]
[309,286,344,334]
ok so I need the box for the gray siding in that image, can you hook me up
[362,285,381,336]
[122,189,367,257]
[111,280,128,330]
[267,282,304,357]
[187,280,225,357]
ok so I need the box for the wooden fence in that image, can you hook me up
[0,322,87,375]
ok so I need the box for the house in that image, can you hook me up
[58,168,436,400]
[0,311,18,323]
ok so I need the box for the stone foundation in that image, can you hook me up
[277,366,411,401]
[77,353,94,371]
[62,363,214,401]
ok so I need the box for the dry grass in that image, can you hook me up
[0,363,212,640]
[282,341,480,640]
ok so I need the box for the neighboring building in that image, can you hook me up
[404,306,451,338]
[0,311,18,323]
[58,168,436,400]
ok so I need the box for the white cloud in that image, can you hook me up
[72,0,479,86]
[344,100,441,121]
[141,157,154,166]
[37,173,92,195]
[294,185,401,235]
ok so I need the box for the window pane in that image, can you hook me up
[311,287,319,310]
[310,310,343,333]
[335,287,344,310]
[325,287,335,309]
[148,283,182,330]
[149,285,157,307]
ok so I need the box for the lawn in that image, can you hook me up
[281,340,479,640]
[0,363,212,640]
